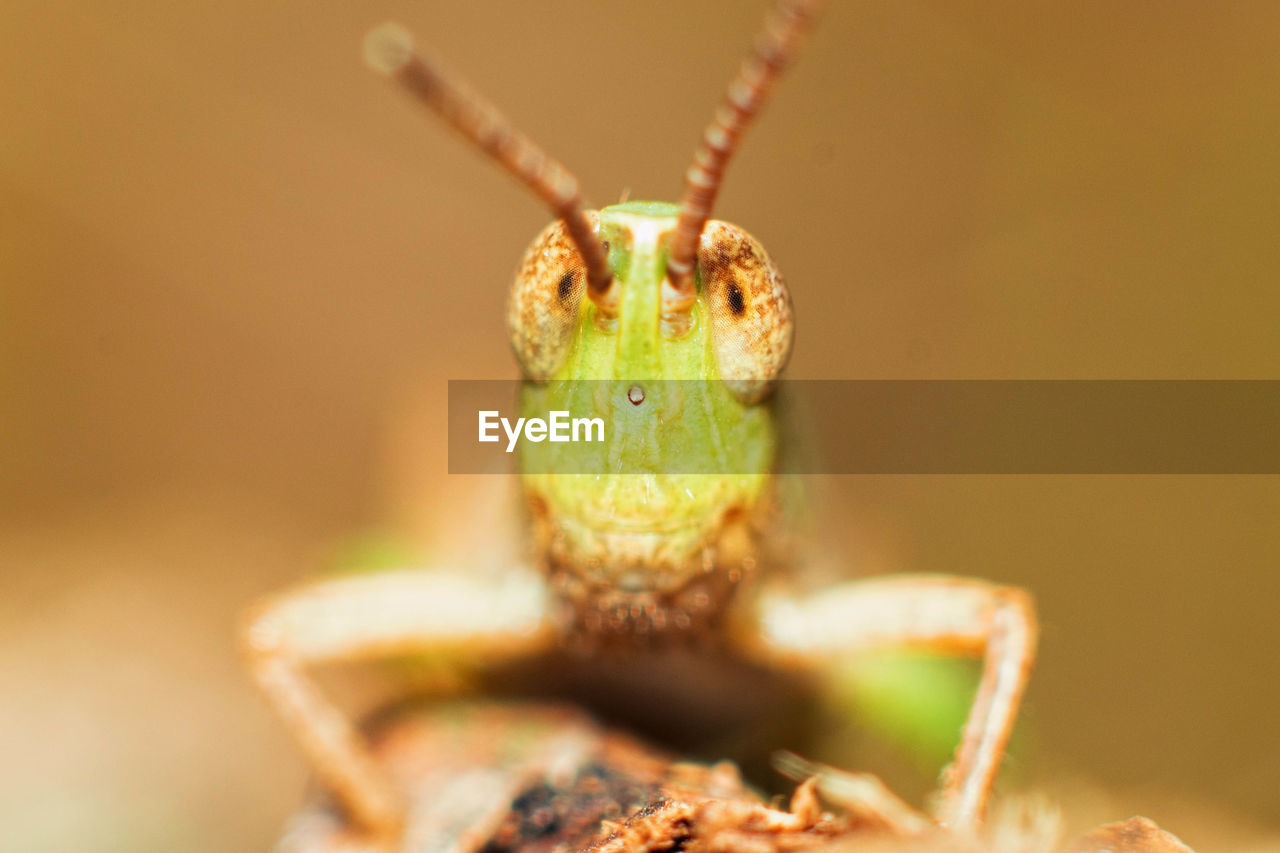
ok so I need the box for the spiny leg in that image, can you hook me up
[742,575,1037,831]
[239,568,556,837]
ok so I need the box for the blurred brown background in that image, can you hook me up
[2,1,1278,850]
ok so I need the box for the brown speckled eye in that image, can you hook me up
[698,221,794,403]
[506,214,598,381]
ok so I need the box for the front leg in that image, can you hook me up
[738,575,1037,831]
[239,567,556,839]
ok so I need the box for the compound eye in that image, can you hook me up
[506,215,596,381]
[699,221,794,403]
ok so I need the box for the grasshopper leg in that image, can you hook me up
[239,567,556,838]
[744,575,1037,831]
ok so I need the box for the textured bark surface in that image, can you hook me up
[274,701,1195,853]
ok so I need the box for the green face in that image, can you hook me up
[508,201,794,596]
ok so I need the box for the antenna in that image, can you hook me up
[364,23,613,300]
[666,0,825,296]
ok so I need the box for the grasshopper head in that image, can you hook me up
[508,202,793,633]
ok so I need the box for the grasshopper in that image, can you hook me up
[241,1,1037,845]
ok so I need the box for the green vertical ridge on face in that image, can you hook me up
[606,214,663,379]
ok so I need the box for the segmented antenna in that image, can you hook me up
[364,23,612,298]
[666,0,825,296]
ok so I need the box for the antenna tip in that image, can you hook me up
[363,22,415,75]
